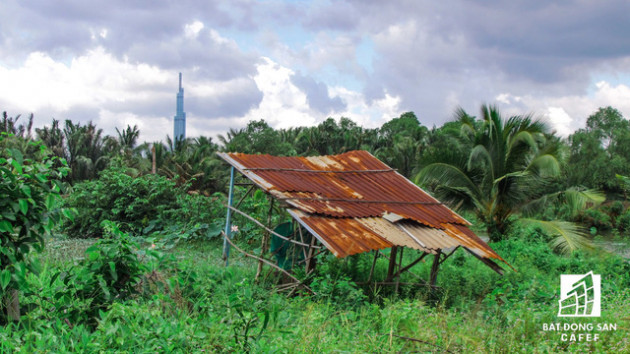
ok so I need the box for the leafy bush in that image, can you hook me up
[0,134,69,323]
[64,161,226,242]
[310,274,367,308]
[581,208,612,231]
[617,210,630,233]
[63,163,183,238]
[609,200,625,216]
[52,221,150,327]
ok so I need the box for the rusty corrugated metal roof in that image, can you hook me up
[218,150,507,268]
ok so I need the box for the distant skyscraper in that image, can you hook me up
[173,72,186,141]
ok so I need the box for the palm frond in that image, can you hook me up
[467,145,494,178]
[520,218,592,254]
[520,187,604,218]
[416,163,483,205]
[525,154,561,178]
[562,188,605,217]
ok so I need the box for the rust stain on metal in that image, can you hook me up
[218,151,508,268]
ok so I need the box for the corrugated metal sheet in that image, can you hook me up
[218,151,506,266]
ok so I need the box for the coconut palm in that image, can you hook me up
[62,120,109,182]
[36,119,65,159]
[416,104,602,252]
[115,125,140,152]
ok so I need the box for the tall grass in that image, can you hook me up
[2,228,629,352]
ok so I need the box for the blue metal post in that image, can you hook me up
[223,166,235,266]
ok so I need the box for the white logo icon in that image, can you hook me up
[558,271,601,317]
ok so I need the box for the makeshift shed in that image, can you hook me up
[217,150,509,290]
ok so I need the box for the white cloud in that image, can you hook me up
[546,107,573,137]
[237,57,404,132]
[0,48,174,141]
[242,57,316,128]
[329,87,401,128]
[184,21,204,39]
[0,47,169,111]
[494,81,630,137]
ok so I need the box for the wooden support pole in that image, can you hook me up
[386,246,398,281]
[438,246,460,266]
[296,221,309,260]
[256,198,274,281]
[379,250,424,282]
[305,233,317,274]
[296,249,326,266]
[221,231,315,295]
[234,184,256,210]
[391,252,429,280]
[222,167,236,266]
[227,205,320,249]
[367,251,379,282]
[429,249,442,287]
[395,247,404,293]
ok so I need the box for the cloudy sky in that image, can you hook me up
[1,0,630,142]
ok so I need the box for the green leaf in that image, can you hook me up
[10,159,23,174]
[520,218,592,254]
[0,220,13,233]
[18,199,28,215]
[49,272,60,286]
[45,194,57,210]
[0,270,11,290]
[62,208,76,221]
[108,262,117,282]
[20,185,32,197]
[9,148,23,164]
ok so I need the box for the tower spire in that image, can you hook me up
[174,72,186,142]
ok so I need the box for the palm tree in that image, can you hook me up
[416,104,602,251]
[62,120,108,182]
[115,125,140,153]
[36,119,65,159]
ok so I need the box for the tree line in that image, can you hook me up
[2,105,630,244]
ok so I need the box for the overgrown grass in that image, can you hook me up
[2,229,629,352]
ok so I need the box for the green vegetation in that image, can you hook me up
[1,104,630,352]
[0,231,628,352]
[0,134,69,323]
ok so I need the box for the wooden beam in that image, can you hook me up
[388,252,429,281]
[234,184,256,209]
[429,249,442,287]
[305,233,318,273]
[438,246,460,266]
[395,247,404,293]
[227,205,321,249]
[256,198,274,281]
[463,248,505,275]
[386,246,398,281]
[221,231,315,294]
[367,251,379,282]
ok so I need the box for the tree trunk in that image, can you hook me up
[487,219,509,242]
[151,144,156,174]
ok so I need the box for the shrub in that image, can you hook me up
[53,221,150,327]
[309,274,367,308]
[0,134,69,323]
[581,208,612,231]
[63,163,182,238]
[609,201,625,216]
[617,210,630,233]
